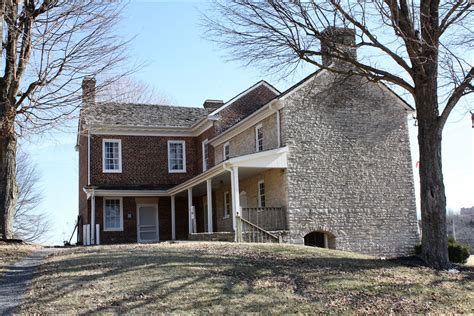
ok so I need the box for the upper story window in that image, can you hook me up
[202,139,209,172]
[223,142,230,161]
[224,191,231,218]
[102,139,122,173]
[168,140,186,173]
[104,198,123,231]
[258,180,266,208]
[255,124,263,152]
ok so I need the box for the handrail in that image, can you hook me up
[236,215,280,243]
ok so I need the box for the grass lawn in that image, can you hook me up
[20,242,473,314]
[0,243,37,277]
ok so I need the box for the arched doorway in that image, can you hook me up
[304,231,336,249]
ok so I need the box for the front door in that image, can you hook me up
[137,204,159,243]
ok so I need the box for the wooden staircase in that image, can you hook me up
[235,215,281,243]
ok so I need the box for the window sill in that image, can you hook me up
[103,170,122,173]
[168,170,186,173]
[104,228,124,232]
[223,215,230,219]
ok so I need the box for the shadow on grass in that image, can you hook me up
[22,245,474,314]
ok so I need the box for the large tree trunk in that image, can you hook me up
[0,109,18,240]
[416,82,450,270]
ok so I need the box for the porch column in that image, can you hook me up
[188,188,193,234]
[230,166,240,231]
[91,191,96,245]
[171,195,176,240]
[206,179,213,233]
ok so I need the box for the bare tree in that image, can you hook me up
[204,0,473,269]
[14,148,50,243]
[97,76,173,105]
[0,1,130,240]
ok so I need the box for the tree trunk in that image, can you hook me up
[416,84,450,270]
[0,112,18,240]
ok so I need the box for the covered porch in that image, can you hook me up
[171,146,289,240]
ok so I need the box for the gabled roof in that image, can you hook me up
[84,102,212,128]
[212,81,280,133]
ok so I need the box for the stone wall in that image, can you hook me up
[447,207,474,250]
[281,71,419,257]
[214,113,279,164]
[213,168,288,232]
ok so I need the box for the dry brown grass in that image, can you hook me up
[20,242,473,314]
[0,243,38,277]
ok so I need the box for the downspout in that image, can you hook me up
[91,190,95,245]
[87,131,91,186]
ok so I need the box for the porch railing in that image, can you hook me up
[241,207,287,231]
[236,215,280,243]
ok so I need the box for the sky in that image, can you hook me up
[21,1,473,245]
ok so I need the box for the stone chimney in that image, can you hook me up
[82,76,96,105]
[320,27,357,67]
[203,99,224,110]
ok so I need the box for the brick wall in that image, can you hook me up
[90,135,199,187]
[93,196,189,244]
[214,84,278,134]
[282,72,419,257]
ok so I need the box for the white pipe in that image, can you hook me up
[206,179,213,233]
[171,195,176,240]
[187,188,193,234]
[96,224,100,245]
[83,224,86,245]
[91,192,96,245]
[87,132,91,185]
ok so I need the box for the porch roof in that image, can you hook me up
[84,146,288,198]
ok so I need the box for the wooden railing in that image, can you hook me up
[236,215,280,243]
[241,207,288,231]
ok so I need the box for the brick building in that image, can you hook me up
[76,30,419,257]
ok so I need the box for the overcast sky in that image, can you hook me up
[22,1,473,245]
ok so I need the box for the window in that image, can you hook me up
[258,180,265,208]
[102,139,122,173]
[224,191,231,218]
[104,198,123,231]
[255,124,263,152]
[168,140,186,173]
[202,139,209,171]
[223,142,230,161]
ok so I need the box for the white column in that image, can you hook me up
[230,166,240,231]
[91,192,96,245]
[206,179,213,233]
[171,195,176,240]
[188,188,193,234]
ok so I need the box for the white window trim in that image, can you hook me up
[168,140,187,173]
[223,191,230,218]
[223,142,230,161]
[255,124,263,152]
[102,139,122,173]
[103,197,124,231]
[202,139,209,172]
[258,180,265,208]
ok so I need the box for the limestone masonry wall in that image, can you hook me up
[281,71,419,257]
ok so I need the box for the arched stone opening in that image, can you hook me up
[304,231,336,249]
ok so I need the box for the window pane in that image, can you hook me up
[105,199,121,229]
[104,141,120,171]
[169,142,185,171]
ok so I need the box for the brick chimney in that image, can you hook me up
[82,76,96,105]
[320,27,357,67]
[471,112,474,128]
[203,99,224,110]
